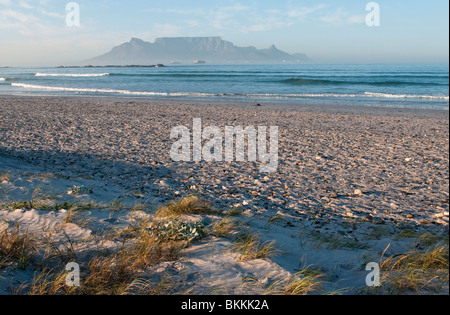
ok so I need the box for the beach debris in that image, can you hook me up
[354,189,363,196]
[329,192,338,199]
[390,203,399,209]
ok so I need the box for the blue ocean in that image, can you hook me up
[0,63,448,110]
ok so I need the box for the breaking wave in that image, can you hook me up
[11,83,449,101]
[363,92,449,100]
[12,83,168,95]
[12,83,216,97]
[35,73,110,77]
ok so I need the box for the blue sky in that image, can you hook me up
[0,0,448,65]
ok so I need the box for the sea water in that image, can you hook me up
[0,63,448,110]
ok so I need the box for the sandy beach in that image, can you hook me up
[0,96,448,295]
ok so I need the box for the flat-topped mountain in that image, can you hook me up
[87,37,310,65]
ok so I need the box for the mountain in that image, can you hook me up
[86,37,310,65]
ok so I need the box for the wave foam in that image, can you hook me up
[0,78,5,82]
[12,83,167,95]
[35,73,110,77]
[12,83,229,97]
[364,92,449,100]
[11,83,450,102]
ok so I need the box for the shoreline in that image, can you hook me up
[1,94,449,117]
[0,96,448,295]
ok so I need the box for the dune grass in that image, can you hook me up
[212,217,239,238]
[3,192,447,295]
[3,195,283,295]
[17,226,189,295]
[155,195,213,219]
[230,233,279,262]
[264,268,325,295]
[4,196,217,295]
[378,243,449,294]
[0,225,36,270]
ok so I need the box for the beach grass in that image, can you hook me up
[212,217,239,238]
[378,243,449,294]
[2,192,448,295]
[0,225,36,270]
[264,268,325,295]
[230,233,279,262]
[2,195,282,295]
[311,232,370,250]
[5,196,216,295]
[155,195,213,219]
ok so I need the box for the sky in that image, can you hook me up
[0,0,449,66]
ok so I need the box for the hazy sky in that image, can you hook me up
[0,0,448,66]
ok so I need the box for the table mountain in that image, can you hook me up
[87,37,310,65]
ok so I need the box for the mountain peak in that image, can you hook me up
[130,37,144,44]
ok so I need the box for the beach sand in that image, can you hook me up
[0,96,448,295]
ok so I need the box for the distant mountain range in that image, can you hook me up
[86,37,310,65]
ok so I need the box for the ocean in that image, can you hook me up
[0,63,448,110]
